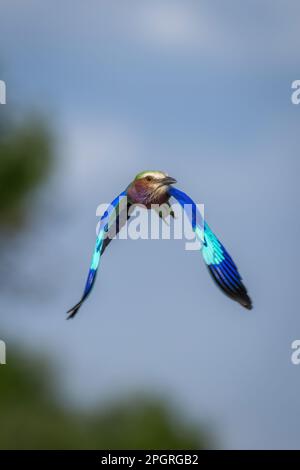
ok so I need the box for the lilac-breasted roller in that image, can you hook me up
[67,171,252,318]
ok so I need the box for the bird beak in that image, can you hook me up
[160,176,177,186]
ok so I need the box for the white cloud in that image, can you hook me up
[136,3,207,50]
[1,1,299,66]
[130,1,300,64]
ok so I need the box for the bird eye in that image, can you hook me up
[146,176,153,182]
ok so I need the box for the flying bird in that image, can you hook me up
[67,171,252,318]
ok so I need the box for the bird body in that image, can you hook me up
[67,171,252,318]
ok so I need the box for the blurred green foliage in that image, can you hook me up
[0,350,209,449]
[0,115,53,224]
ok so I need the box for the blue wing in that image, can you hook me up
[67,191,128,319]
[169,186,252,310]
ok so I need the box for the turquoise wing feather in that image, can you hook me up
[168,186,252,310]
[67,191,127,319]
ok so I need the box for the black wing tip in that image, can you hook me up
[238,292,253,311]
[240,300,253,310]
[207,265,253,311]
[66,301,83,319]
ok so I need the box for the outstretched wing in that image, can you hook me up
[168,186,252,310]
[67,191,131,319]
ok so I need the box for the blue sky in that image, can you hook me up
[0,0,299,449]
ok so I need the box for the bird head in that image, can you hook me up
[128,171,177,205]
